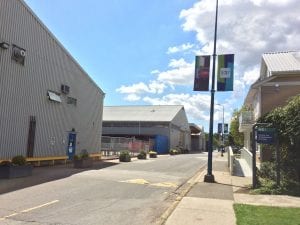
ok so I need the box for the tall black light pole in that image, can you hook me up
[204,0,219,183]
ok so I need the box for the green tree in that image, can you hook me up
[229,109,244,146]
[205,132,221,149]
[259,95,300,182]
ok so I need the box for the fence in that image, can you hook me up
[101,136,154,157]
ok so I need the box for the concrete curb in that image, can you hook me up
[157,164,207,225]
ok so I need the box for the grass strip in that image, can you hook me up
[234,203,300,225]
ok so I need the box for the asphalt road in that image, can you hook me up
[0,153,207,225]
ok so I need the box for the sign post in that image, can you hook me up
[252,124,277,188]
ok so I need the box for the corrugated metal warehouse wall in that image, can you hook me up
[0,0,104,159]
[170,108,191,150]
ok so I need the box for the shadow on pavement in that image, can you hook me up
[0,160,118,195]
[215,181,251,194]
[187,182,234,200]
[233,159,245,177]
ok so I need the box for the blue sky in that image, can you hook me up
[24,0,300,132]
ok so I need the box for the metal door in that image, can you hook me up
[67,132,76,159]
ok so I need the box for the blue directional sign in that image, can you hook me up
[224,123,228,133]
[218,123,222,133]
[256,127,275,144]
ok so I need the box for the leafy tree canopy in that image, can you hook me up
[258,95,300,182]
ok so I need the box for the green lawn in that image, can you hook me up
[234,204,300,225]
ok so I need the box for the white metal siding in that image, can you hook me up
[262,52,300,74]
[0,0,104,158]
[170,108,191,150]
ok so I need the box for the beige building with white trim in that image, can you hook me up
[239,51,300,159]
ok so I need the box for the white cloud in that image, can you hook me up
[116,58,195,101]
[148,80,166,94]
[116,81,166,95]
[167,43,194,54]
[151,70,160,74]
[243,66,260,85]
[168,58,191,68]
[180,0,300,74]
[116,0,300,129]
[116,82,148,94]
[250,0,294,6]
[143,93,211,121]
[156,58,194,86]
[125,94,141,101]
[179,0,300,119]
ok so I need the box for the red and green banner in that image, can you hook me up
[194,55,210,91]
[217,54,234,91]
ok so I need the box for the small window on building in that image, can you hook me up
[61,84,70,94]
[48,91,62,103]
[67,97,77,106]
[12,45,26,65]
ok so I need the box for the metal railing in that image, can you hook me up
[228,146,235,175]
[240,147,253,170]
[101,136,154,157]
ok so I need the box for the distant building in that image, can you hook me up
[102,105,191,153]
[0,0,104,160]
[239,51,300,160]
[189,123,206,152]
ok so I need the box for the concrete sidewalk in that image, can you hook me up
[164,152,300,225]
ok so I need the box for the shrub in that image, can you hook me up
[119,151,131,162]
[181,149,189,154]
[0,161,12,166]
[137,150,147,160]
[11,155,27,166]
[169,149,178,155]
[79,149,89,159]
[149,151,157,158]
[74,149,90,160]
[258,162,276,180]
[258,95,300,182]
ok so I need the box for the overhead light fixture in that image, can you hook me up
[0,42,10,49]
[275,83,280,92]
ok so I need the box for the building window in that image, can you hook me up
[12,45,26,65]
[67,97,77,106]
[61,84,70,94]
[48,91,62,103]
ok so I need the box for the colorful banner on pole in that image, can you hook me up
[217,54,234,91]
[194,55,210,91]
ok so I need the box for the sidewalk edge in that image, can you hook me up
[157,164,207,225]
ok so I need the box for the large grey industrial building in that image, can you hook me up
[0,0,104,160]
[102,105,191,153]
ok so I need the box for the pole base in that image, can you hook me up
[204,174,215,183]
